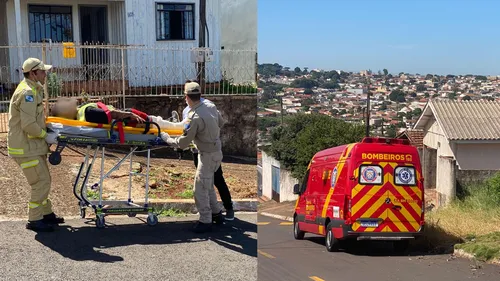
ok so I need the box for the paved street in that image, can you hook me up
[0,214,257,281]
[258,215,500,281]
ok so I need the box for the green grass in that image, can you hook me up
[176,189,194,199]
[86,190,100,200]
[455,232,500,262]
[154,208,188,217]
[419,177,500,261]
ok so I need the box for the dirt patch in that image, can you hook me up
[0,136,257,219]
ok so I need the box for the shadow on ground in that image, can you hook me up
[34,217,257,263]
[306,223,463,257]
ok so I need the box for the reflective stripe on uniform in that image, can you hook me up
[7,147,24,155]
[42,199,48,205]
[28,202,40,209]
[20,159,39,169]
[28,129,47,139]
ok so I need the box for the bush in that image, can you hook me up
[485,172,500,204]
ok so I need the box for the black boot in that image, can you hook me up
[212,211,224,225]
[26,220,54,232]
[192,221,212,233]
[42,213,65,225]
[225,209,234,221]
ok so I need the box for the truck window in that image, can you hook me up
[299,169,311,193]
[394,166,416,186]
[358,165,383,185]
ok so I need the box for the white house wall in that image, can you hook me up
[262,150,279,200]
[6,0,124,83]
[220,0,257,85]
[422,117,454,156]
[279,168,299,202]
[436,156,455,206]
[124,0,222,87]
[454,143,500,170]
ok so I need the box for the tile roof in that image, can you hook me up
[396,129,424,148]
[414,99,500,140]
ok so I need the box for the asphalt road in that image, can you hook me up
[0,214,257,281]
[257,215,500,281]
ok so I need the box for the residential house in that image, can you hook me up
[413,99,500,208]
[1,0,225,88]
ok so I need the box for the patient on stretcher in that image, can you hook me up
[49,97,184,130]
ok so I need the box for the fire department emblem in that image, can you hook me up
[331,167,338,188]
[361,167,377,183]
[398,167,412,184]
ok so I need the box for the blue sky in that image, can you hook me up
[258,0,500,76]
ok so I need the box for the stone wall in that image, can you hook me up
[125,95,257,157]
[456,169,498,188]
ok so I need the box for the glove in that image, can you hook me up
[160,132,170,141]
[160,132,175,146]
[45,132,59,144]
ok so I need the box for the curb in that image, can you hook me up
[453,248,500,266]
[259,212,293,222]
[120,199,257,214]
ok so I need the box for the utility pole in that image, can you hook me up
[197,0,206,90]
[280,95,284,125]
[365,77,371,137]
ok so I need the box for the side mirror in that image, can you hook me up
[293,183,301,195]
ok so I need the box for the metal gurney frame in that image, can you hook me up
[48,120,173,229]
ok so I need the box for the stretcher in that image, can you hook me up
[45,116,184,229]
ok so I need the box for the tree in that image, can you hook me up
[383,69,388,76]
[416,84,426,92]
[291,78,319,89]
[321,82,339,89]
[389,89,406,102]
[267,114,365,179]
[386,125,397,138]
[294,67,302,74]
[303,88,314,95]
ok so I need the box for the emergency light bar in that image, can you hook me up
[361,137,410,145]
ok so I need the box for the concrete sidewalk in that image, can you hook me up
[258,197,296,221]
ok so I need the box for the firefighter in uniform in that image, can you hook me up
[7,58,64,232]
[181,95,234,220]
[161,82,224,233]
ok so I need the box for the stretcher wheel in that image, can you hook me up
[80,208,86,218]
[147,214,158,226]
[49,152,61,165]
[96,215,105,229]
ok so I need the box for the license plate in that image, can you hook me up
[360,221,378,228]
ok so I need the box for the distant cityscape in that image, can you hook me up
[257,63,500,144]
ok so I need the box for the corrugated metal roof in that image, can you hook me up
[430,99,500,140]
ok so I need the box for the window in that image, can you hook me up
[299,169,311,194]
[156,3,195,40]
[28,5,73,43]
[358,165,383,185]
[394,166,416,186]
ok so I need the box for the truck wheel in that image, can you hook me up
[293,218,305,240]
[325,223,340,252]
[393,240,410,254]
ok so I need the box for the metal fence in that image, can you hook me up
[0,43,258,132]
